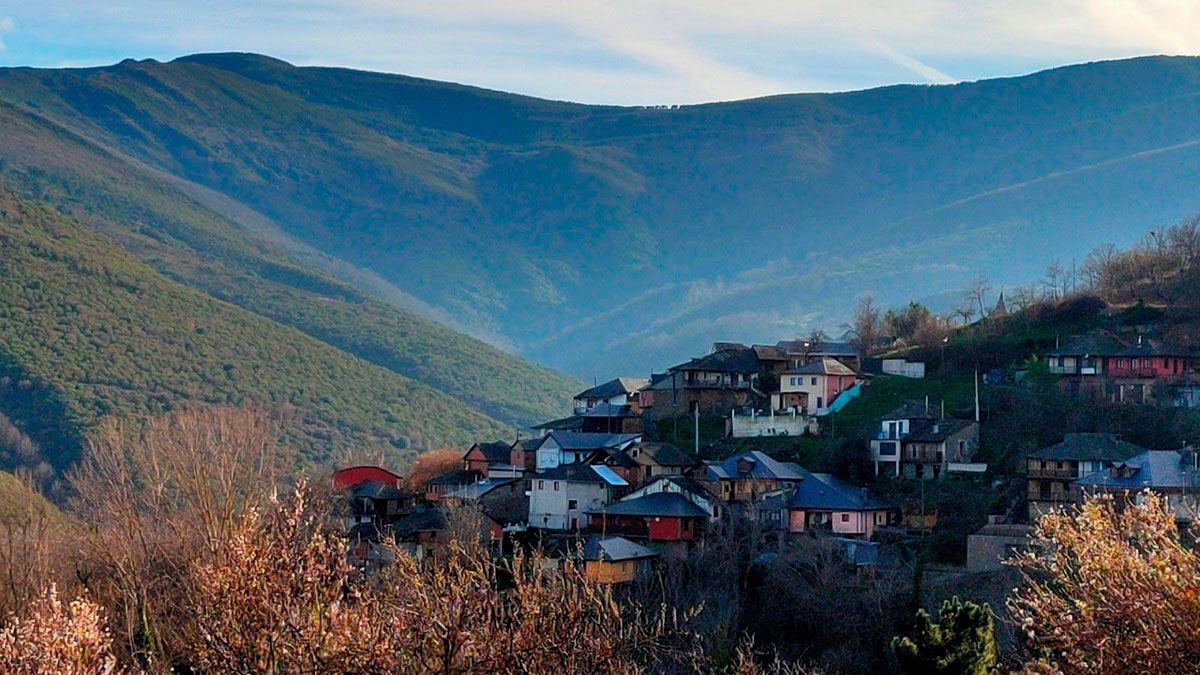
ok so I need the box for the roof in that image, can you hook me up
[390,507,447,538]
[670,347,761,374]
[442,477,518,501]
[535,462,629,486]
[347,480,407,501]
[1027,433,1147,462]
[427,469,483,486]
[575,377,649,401]
[655,475,722,501]
[788,471,891,511]
[581,535,659,562]
[776,340,859,357]
[467,441,512,464]
[543,431,641,450]
[879,400,939,421]
[751,344,789,361]
[906,418,977,443]
[513,437,543,452]
[706,450,805,481]
[589,447,639,469]
[1075,450,1198,490]
[785,357,857,377]
[480,488,529,526]
[628,441,697,468]
[592,492,708,518]
[581,402,637,418]
[1044,331,1128,357]
[532,414,586,431]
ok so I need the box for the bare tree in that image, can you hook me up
[964,274,992,318]
[1043,262,1064,302]
[847,295,884,354]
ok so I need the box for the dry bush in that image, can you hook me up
[69,405,279,670]
[190,481,668,673]
[406,446,464,489]
[1008,493,1200,674]
[0,584,119,674]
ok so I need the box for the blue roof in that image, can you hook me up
[706,450,805,481]
[1075,450,1199,490]
[788,471,891,511]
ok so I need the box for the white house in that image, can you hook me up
[772,358,859,415]
[619,475,724,521]
[528,463,628,531]
[534,431,641,471]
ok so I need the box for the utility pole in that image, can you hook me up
[694,405,700,457]
[974,365,981,423]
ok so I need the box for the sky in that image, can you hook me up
[2,1,1200,104]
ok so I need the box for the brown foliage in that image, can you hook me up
[0,584,119,674]
[407,446,464,489]
[1009,494,1200,674]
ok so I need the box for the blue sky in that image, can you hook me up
[2,1,1199,104]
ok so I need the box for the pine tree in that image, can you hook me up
[891,597,996,675]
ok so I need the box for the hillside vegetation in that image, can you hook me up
[0,189,515,481]
[4,54,1200,374]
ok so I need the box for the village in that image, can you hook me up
[332,312,1200,589]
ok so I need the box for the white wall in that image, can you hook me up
[729,411,814,438]
[528,479,609,530]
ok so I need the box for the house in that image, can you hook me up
[534,431,641,471]
[588,492,708,542]
[580,535,658,584]
[528,463,629,531]
[1045,331,1198,404]
[463,441,523,477]
[775,339,863,372]
[705,450,806,502]
[635,372,672,414]
[441,476,529,544]
[966,518,1030,572]
[510,437,542,473]
[620,475,724,521]
[332,465,402,490]
[343,480,415,528]
[772,357,859,415]
[425,469,483,502]
[786,470,894,539]
[624,441,699,483]
[1025,433,1145,519]
[531,414,585,435]
[579,402,643,434]
[868,401,979,479]
[650,347,763,419]
[389,507,448,560]
[1073,449,1200,522]
[574,378,648,413]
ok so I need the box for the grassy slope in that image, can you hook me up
[0,189,514,475]
[0,99,578,429]
[6,55,1200,376]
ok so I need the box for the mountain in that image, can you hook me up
[0,189,521,478]
[4,54,1200,382]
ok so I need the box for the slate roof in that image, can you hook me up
[751,344,789,361]
[532,414,586,431]
[427,469,483,486]
[575,377,649,401]
[582,535,659,562]
[788,471,891,511]
[785,357,857,377]
[776,340,859,356]
[629,441,697,468]
[1044,331,1128,357]
[1111,338,1194,358]
[535,462,629,486]
[879,400,939,421]
[543,431,641,450]
[468,441,512,464]
[481,489,529,526]
[906,418,977,443]
[442,477,518,501]
[592,492,708,518]
[589,447,639,469]
[348,480,407,501]
[1075,450,1199,490]
[390,507,447,538]
[706,450,805,481]
[670,348,761,374]
[1027,433,1147,462]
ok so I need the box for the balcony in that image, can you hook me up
[1026,468,1077,479]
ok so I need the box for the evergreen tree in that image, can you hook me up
[891,597,996,675]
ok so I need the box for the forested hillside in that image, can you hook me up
[0,189,515,483]
[3,54,1200,375]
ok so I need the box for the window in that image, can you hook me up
[568,499,578,510]
[553,481,560,491]
[538,480,544,489]
[810,377,817,386]
[841,513,850,522]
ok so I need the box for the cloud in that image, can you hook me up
[0,17,13,51]
[5,2,1200,102]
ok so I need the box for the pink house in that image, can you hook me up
[772,357,859,415]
